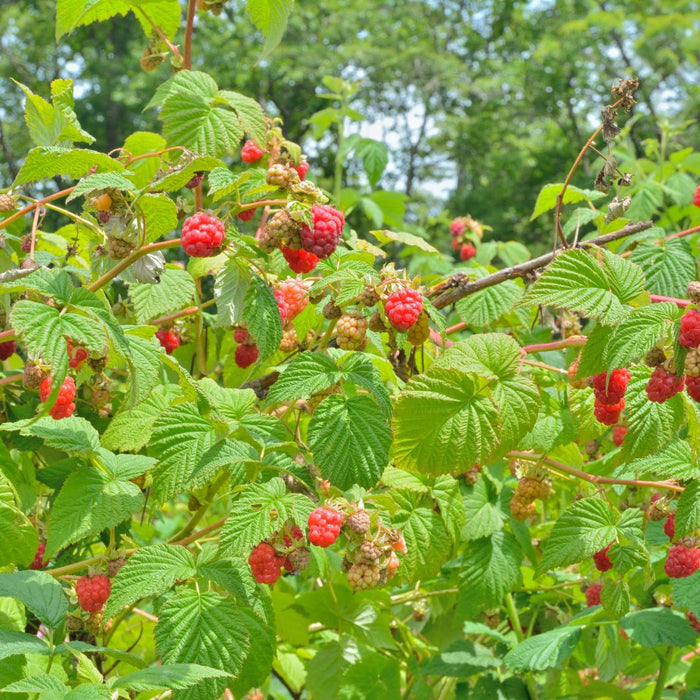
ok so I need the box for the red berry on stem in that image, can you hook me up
[665,544,700,578]
[594,398,624,425]
[687,611,700,633]
[450,220,465,236]
[295,161,310,180]
[300,205,345,259]
[593,544,614,572]
[687,375,700,402]
[460,243,476,261]
[585,584,602,607]
[248,542,284,584]
[281,246,320,274]
[181,212,225,257]
[307,507,344,547]
[237,208,257,222]
[76,574,112,612]
[385,288,423,330]
[235,342,259,368]
[664,513,675,540]
[241,140,264,164]
[156,328,180,355]
[0,340,16,361]
[694,185,700,208]
[233,327,249,344]
[646,365,684,403]
[274,279,308,323]
[612,425,627,447]
[40,376,77,420]
[679,309,700,348]
[592,368,630,405]
[29,543,47,570]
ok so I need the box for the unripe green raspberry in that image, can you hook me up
[685,347,700,377]
[265,210,303,250]
[407,311,430,346]
[266,164,299,189]
[345,510,371,535]
[347,562,381,590]
[336,312,368,350]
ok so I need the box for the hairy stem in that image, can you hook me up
[184,0,197,69]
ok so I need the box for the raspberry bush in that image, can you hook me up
[0,4,700,699]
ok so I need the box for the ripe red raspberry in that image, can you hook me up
[235,342,259,369]
[307,507,344,547]
[66,339,89,370]
[156,328,180,355]
[181,212,225,257]
[281,246,319,274]
[646,365,684,403]
[687,375,700,402]
[460,243,476,261]
[612,425,627,447]
[593,544,614,572]
[679,309,700,348]
[384,288,423,330]
[585,584,602,607]
[594,398,624,425]
[592,369,630,405]
[76,575,112,612]
[274,279,308,323]
[665,544,700,578]
[664,513,675,540]
[241,140,264,164]
[295,161,310,181]
[28,543,47,570]
[233,327,249,344]
[687,611,700,633]
[248,542,284,584]
[40,376,77,420]
[450,219,465,236]
[0,340,16,361]
[694,185,700,208]
[300,205,345,259]
[237,208,256,222]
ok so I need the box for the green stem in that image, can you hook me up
[504,593,539,700]
[170,472,228,542]
[651,648,671,700]
[333,112,345,206]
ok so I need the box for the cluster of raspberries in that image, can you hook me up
[509,472,553,522]
[233,327,259,369]
[449,216,481,261]
[39,376,76,420]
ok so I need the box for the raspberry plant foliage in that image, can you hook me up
[0,5,700,700]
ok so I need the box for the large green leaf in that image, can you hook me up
[630,238,696,298]
[530,183,605,220]
[14,147,123,185]
[456,280,523,327]
[0,475,38,568]
[112,664,232,692]
[675,480,700,539]
[505,626,582,671]
[619,608,696,648]
[246,0,295,56]
[243,274,283,361]
[0,571,67,629]
[130,268,196,324]
[308,394,391,489]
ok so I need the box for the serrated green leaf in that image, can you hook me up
[0,630,51,661]
[505,626,582,671]
[267,352,338,403]
[308,394,391,489]
[672,571,700,616]
[631,238,696,298]
[46,464,143,556]
[595,624,631,683]
[601,579,630,618]
[676,480,700,539]
[112,663,231,691]
[246,0,294,56]
[530,182,604,221]
[66,172,137,202]
[619,439,695,481]
[358,138,388,186]
[0,571,67,629]
[150,156,225,192]
[214,257,252,327]
[456,280,522,327]
[130,267,196,323]
[104,544,196,619]
[537,497,616,575]
[217,91,267,145]
[462,477,503,540]
[370,229,440,256]
[619,608,696,648]
[124,332,162,406]
[421,640,500,678]
[243,274,283,361]
[1,674,67,695]
[137,193,178,243]
[0,475,38,568]
[14,147,123,186]
[20,416,99,455]
[122,131,167,188]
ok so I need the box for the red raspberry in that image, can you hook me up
[235,342,259,368]
[237,208,256,222]
[248,542,284,584]
[585,584,602,607]
[594,398,624,425]
[156,328,180,355]
[687,375,700,402]
[679,309,700,348]
[0,340,16,361]
[274,279,308,323]
[384,288,423,330]
[694,185,700,208]
[665,544,700,578]
[75,574,112,612]
[295,161,310,181]
[612,425,627,447]
[233,327,249,344]
[687,611,700,633]
[66,339,89,370]
[281,246,319,274]
[181,212,225,257]
[40,376,77,420]
[392,534,407,555]
[592,369,630,405]
[300,205,345,259]
[450,237,460,250]
[593,544,614,572]
[646,366,684,403]
[664,513,675,540]
[307,507,344,547]
[241,140,264,164]
[28,543,47,570]
[185,172,204,190]
[450,219,465,236]
[460,244,476,261]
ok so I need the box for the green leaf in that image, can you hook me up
[536,497,616,575]
[460,531,522,607]
[357,138,388,186]
[218,478,313,556]
[1,674,67,695]
[462,477,504,540]
[456,280,522,327]
[217,91,267,145]
[519,248,645,325]
[124,331,162,406]
[630,238,696,298]
[0,571,67,629]
[149,403,217,502]
[150,156,225,192]
[243,274,283,360]
[619,439,695,481]
[14,147,123,186]
[0,477,38,568]
[214,257,252,327]
[104,544,197,619]
[155,589,249,699]
[130,268,196,324]
[65,172,137,202]
[267,353,339,403]
[308,394,391,489]
[595,625,631,683]
[370,230,440,256]
[676,480,700,539]
[505,626,582,671]
[46,464,144,557]
[0,630,50,661]
[246,0,295,56]
[122,132,167,188]
[421,640,500,678]
[112,663,232,691]
[530,182,604,220]
[672,571,700,616]
[619,608,696,648]
[21,416,100,455]
[137,193,178,244]
[601,579,630,618]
